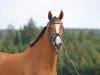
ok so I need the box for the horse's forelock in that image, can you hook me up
[49,16,57,24]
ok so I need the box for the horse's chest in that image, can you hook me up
[25,67,56,75]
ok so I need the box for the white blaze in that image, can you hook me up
[55,23,62,45]
[55,24,60,33]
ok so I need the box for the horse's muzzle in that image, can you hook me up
[55,36,62,49]
[50,33,63,50]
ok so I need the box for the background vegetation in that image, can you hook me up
[0,18,100,75]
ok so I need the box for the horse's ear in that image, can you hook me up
[58,10,64,20]
[48,11,52,20]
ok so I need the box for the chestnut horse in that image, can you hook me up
[0,11,64,75]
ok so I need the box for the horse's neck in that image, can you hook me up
[25,30,57,69]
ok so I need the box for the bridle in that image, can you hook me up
[48,22,64,54]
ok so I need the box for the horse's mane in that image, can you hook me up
[30,26,47,47]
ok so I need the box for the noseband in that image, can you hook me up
[48,22,64,54]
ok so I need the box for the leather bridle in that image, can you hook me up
[48,22,64,54]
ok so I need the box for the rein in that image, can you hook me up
[47,23,80,75]
[61,44,81,75]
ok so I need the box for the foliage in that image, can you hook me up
[0,18,100,75]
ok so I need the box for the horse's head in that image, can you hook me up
[47,10,64,53]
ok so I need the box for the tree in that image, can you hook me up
[1,24,16,53]
[20,18,39,48]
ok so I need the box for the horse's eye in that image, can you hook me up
[62,26,64,33]
[48,27,52,32]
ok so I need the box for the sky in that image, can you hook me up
[0,0,100,29]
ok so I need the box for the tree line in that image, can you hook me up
[0,18,100,75]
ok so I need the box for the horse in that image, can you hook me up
[0,10,64,75]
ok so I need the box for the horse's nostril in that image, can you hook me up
[60,43,62,46]
[58,43,62,47]
[55,43,62,50]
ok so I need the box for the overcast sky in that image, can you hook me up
[0,0,100,29]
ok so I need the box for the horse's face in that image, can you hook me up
[47,11,64,51]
